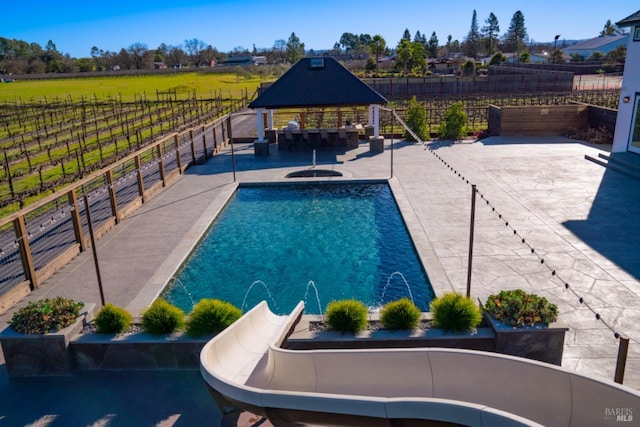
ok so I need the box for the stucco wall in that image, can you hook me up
[613,26,640,152]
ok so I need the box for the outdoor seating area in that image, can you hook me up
[276,126,362,151]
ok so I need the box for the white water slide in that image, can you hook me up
[200,301,640,426]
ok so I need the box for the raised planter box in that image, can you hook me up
[1,310,568,377]
[70,332,208,371]
[0,304,95,377]
[285,314,567,366]
[285,320,494,352]
[484,312,568,365]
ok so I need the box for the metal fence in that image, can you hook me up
[0,114,234,313]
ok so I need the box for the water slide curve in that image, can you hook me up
[200,301,640,427]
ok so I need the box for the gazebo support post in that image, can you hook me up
[254,107,271,156]
[369,104,384,153]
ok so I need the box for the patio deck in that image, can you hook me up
[1,126,639,425]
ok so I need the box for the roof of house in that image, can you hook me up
[617,10,640,27]
[248,57,387,109]
[563,35,628,51]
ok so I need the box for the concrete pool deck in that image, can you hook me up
[1,132,639,424]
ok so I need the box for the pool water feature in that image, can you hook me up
[163,183,434,315]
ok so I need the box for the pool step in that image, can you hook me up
[584,152,640,181]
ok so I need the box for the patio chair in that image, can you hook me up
[337,128,348,146]
[319,129,329,148]
[284,130,294,150]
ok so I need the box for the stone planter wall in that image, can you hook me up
[285,327,495,352]
[0,304,95,377]
[71,334,208,371]
[1,311,568,377]
[485,313,568,365]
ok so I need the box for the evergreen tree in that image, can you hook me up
[504,11,528,58]
[402,29,412,41]
[463,10,480,58]
[481,13,500,55]
[428,32,439,58]
[286,32,305,63]
[600,19,623,36]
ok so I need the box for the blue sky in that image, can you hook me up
[3,1,637,57]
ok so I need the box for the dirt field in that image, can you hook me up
[573,74,623,91]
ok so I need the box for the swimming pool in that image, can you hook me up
[163,182,434,314]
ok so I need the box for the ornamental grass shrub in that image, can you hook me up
[484,289,558,327]
[141,299,185,335]
[186,299,242,337]
[94,303,132,334]
[380,297,421,330]
[429,292,482,333]
[9,297,84,334]
[325,299,368,334]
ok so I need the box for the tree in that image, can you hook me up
[549,50,563,63]
[339,32,359,53]
[489,52,506,65]
[285,32,305,63]
[184,38,208,67]
[127,42,149,69]
[395,40,426,75]
[587,51,605,61]
[604,45,626,64]
[75,57,95,72]
[369,35,386,75]
[428,32,439,58]
[463,10,480,58]
[273,39,287,62]
[462,59,475,76]
[402,29,411,41]
[569,53,585,63]
[482,13,500,55]
[600,19,623,36]
[414,31,427,49]
[504,11,528,58]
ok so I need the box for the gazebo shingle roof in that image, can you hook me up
[248,57,387,109]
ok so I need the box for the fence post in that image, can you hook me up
[174,134,183,173]
[213,123,219,152]
[202,125,208,160]
[189,130,196,164]
[68,188,86,252]
[105,169,120,224]
[466,184,477,298]
[13,216,38,290]
[135,155,145,203]
[157,143,166,187]
[614,335,630,384]
[226,115,233,146]
[83,195,106,307]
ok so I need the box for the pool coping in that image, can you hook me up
[126,178,451,316]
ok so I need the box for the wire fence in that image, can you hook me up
[0,113,236,312]
[385,107,635,384]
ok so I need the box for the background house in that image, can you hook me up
[563,34,628,58]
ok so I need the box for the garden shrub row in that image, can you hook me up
[10,289,558,337]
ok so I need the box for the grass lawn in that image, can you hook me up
[0,71,264,102]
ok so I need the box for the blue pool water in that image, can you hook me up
[163,183,434,314]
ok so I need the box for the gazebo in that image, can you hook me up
[248,57,388,154]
